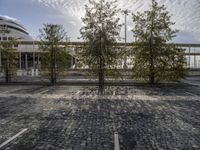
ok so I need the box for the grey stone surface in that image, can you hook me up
[0,85,200,150]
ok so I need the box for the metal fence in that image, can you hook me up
[0,41,200,83]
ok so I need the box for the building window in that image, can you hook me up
[14,44,18,48]
[8,37,13,40]
[3,37,7,41]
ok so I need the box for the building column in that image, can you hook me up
[19,52,21,70]
[194,48,196,68]
[74,58,77,69]
[37,53,40,69]
[123,56,127,69]
[32,52,35,76]
[188,47,190,69]
[25,53,28,70]
[71,56,74,69]
[0,50,1,70]
[33,52,35,69]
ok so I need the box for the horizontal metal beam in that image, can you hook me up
[67,68,200,72]
[185,53,200,55]
[1,41,200,47]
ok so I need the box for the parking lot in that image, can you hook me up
[0,84,200,150]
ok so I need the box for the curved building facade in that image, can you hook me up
[0,16,38,76]
[0,16,74,77]
[0,16,33,41]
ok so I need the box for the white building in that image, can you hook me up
[0,16,199,77]
[0,16,33,41]
[0,16,41,76]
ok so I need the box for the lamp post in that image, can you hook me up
[122,9,129,69]
[194,48,196,68]
[189,47,191,68]
[99,0,103,95]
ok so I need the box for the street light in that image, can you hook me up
[122,9,130,69]
[122,9,129,44]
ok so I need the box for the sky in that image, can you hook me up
[0,0,200,43]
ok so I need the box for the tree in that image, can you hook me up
[39,24,71,84]
[0,27,18,83]
[0,40,18,83]
[132,0,186,84]
[80,0,122,94]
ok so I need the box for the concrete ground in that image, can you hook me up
[0,83,200,150]
[182,76,200,86]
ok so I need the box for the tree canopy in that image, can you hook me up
[80,0,122,94]
[39,24,71,84]
[132,0,186,83]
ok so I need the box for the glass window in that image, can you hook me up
[3,37,7,41]
[8,37,13,40]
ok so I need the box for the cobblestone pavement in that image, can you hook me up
[0,85,200,150]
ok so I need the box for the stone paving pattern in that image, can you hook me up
[0,85,200,150]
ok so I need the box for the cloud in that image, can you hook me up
[32,0,87,19]
[32,0,200,42]
[0,15,20,22]
[69,21,77,26]
[127,26,132,32]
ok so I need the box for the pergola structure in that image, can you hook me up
[0,41,200,76]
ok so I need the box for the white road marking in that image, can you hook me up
[0,128,28,149]
[0,94,199,101]
[97,105,100,111]
[114,132,120,150]
[0,88,20,94]
[75,91,80,95]
[38,89,50,94]
[185,92,197,96]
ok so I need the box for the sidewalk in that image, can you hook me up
[182,76,200,86]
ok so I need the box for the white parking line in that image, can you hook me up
[0,89,20,94]
[185,92,197,96]
[114,132,120,150]
[0,128,28,149]
[75,91,80,95]
[97,105,100,111]
[38,89,50,94]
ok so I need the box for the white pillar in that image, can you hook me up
[19,52,21,70]
[38,53,40,68]
[74,58,77,69]
[71,56,73,69]
[33,52,35,76]
[33,52,35,69]
[25,53,28,70]
[0,50,1,69]
[188,47,190,68]
[194,48,196,68]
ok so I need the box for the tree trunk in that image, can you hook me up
[5,69,9,83]
[98,56,104,95]
[149,9,155,85]
[5,58,9,83]
[150,71,155,84]
[50,64,54,84]
[149,42,155,84]
[50,44,56,85]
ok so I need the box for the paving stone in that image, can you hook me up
[0,85,200,149]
